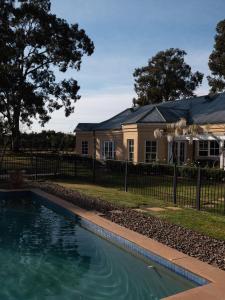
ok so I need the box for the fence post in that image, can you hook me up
[173,163,177,205]
[58,156,61,178]
[196,166,201,210]
[35,156,38,181]
[92,157,96,183]
[74,157,77,178]
[124,160,128,192]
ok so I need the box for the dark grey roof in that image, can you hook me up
[94,108,133,130]
[157,107,189,123]
[75,123,98,131]
[75,93,225,131]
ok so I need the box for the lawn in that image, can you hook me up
[1,153,224,214]
[52,179,225,241]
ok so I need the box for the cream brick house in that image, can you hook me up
[75,93,225,168]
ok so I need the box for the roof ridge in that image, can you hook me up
[134,107,156,123]
[95,108,132,127]
[154,106,166,122]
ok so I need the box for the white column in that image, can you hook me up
[167,142,173,164]
[219,140,224,169]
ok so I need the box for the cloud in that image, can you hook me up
[29,86,135,133]
[27,47,211,134]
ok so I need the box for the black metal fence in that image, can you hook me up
[0,152,225,215]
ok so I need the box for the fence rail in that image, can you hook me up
[0,153,225,215]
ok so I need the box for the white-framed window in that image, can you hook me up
[198,141,208,157]
[210,141,219,156]
[172,141,187,165]
[103,141,114,160]
[145,140,157,163]
[127,139,134,162]
[198,140,219,157]
[81,141,88,155]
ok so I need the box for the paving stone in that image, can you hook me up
[145,207,166,212]
[217,198,224,201]
[203,204,216,208]
[133,208,146,213]
[166,206,182,211]
[184,204,195,208]
[109,210,123,214]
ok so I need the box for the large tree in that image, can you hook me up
[0,0,94,150]
[133,48,203,106]
[208,19,225,92]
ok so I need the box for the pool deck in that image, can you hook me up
[3,188,225,299]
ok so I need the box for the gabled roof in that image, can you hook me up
[75,93,225,132]
[75,123,98,131]
[157,106,189,123]
[94,108,133,130]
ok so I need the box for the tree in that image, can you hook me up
[208,19,225,92]
[133,48,203,106]
[19,130,75,151]
[0,0,94,151]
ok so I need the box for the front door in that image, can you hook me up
[173,141,186,165]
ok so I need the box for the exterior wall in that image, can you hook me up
[186,142,194,162]
[95,131,123,160]
[75,131,94,157]
[75,123,225,166]
[75,130,123,160]
[122,124,139,162]
[137,124,167,163]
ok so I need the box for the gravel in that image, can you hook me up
[32,181,225,271]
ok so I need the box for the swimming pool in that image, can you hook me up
[0,191,201,299]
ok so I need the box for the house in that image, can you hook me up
[74,93,225,168]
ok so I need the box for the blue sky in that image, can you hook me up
[31,0,225,133]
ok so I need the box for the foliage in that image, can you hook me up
[20,130,75,151]
[0,0,94,150]
[133,48,203,106]
[105,159,225,181]
[154,118,202,146]
[0,130,76,151]
[208,19,225,92]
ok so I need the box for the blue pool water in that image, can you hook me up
[0,191,198,300]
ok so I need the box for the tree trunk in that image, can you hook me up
[11,117,20,152]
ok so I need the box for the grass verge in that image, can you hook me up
[52,179,225,241]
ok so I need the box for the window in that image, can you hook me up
[145,141,157,163]
[198,141,220,157]
[199,141,208,157]
[103,141,114,160]
[210,141,219,156]
[81,141,88,155]
[173,141,186,164]
[127,139,134,162]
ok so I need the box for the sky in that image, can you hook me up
[30,0,225,133]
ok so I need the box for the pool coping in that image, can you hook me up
[2,188,225,299]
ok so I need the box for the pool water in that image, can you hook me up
[0,192,197,300]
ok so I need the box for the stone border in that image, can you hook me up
[19,189,225,298]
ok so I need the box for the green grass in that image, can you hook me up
[53,180,165,208]
[1,154,224,214]
[150,209,225,241]
[52,179,225,241]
